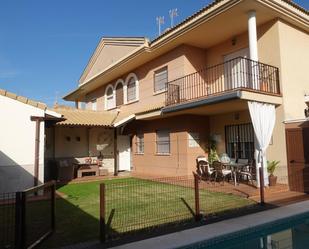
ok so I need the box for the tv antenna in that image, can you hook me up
[169,8,178,28]
[54,91,59,107]
[156,16,164,35]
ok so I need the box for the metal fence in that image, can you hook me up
[100,175,263,244]
[0,192,16,248]
[0,181,55,249]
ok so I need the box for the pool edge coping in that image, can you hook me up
[110,200,309,249]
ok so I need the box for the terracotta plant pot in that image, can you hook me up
[269,175,277,186]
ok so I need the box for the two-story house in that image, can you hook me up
[61,0,309,191]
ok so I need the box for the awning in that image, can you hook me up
[53,107,115,127]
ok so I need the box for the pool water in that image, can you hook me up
[182,213,309,249]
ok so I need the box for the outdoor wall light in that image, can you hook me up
[76,136,81,142]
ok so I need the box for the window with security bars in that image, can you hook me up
[154,67,168,93]
[127,77,137,102]
[156,130,170,154]
[225,123,254,160]
[136,134,144,154]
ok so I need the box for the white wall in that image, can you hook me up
[0,95,45,193]
[54,126,89,158]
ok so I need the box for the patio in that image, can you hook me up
[45,107,116,182]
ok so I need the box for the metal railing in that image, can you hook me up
[0,181,55,249]
[0,192,16,248]
[165,57,280,106]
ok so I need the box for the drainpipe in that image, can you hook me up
[30,116,44,186]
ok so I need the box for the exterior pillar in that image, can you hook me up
[248,10,258,61]
[30,116,44,186]
[114,128,118,176]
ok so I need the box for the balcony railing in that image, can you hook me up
[165,57,280,106]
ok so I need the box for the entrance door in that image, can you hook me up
[286,128,309,192]
[117,135,131,171]
[224,48,249,90]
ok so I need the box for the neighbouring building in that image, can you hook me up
[0,89,62,192]
[59,0,309,191]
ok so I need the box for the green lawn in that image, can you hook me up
[40,177,255,248]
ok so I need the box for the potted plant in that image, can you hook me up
[208,137,219,165]
[267,160,280,186]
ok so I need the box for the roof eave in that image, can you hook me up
[64,0,309,101]
[64,45,150,101]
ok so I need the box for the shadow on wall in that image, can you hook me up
[0,151,42,193]
[0,151,105,248]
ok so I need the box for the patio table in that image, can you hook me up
[223,162,247,186]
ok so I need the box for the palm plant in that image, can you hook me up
[267,160,280,176]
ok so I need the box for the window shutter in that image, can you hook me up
[115,84,124,106]
[127,77,136,102]
[154,67,168,93]
[156,130,170,154]
[106,87,114,109]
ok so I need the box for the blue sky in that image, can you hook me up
[0,0,308,107]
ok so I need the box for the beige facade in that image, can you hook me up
[62,0,309,182]
[80,37,147,85]
[84,45,206,114]
[125,115,209,177]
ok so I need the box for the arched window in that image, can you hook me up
[105,85,114,110]
[115,80,124,106]
[125,73,139,103]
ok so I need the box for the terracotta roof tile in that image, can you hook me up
[0,88,47,110]
[53,107,116,127]
[113,102,164,124]
[151,0,308,44]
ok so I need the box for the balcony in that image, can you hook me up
[165,57,280,107]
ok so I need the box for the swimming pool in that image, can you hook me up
[181,212,309,249]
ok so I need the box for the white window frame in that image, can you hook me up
[91,99,97,111]
[136,133,144,154]
[156,130,170,155]
[125,73,139,103]
[154,66,168,94]
[115,79,126,106]
[104,84,115,110]
[78,102,86,110]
